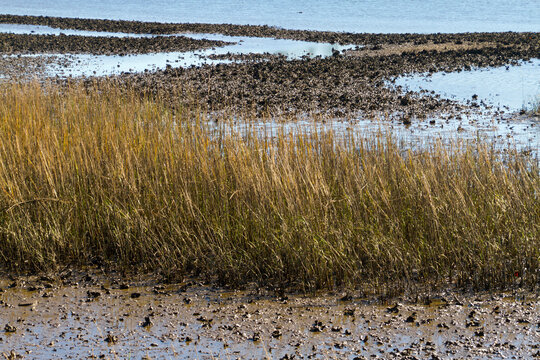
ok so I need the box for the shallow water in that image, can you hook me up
[395,59,540,112]
[2,0,540,33]
[0,29,355,77]
[209,113,539,157]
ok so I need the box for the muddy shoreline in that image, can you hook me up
[1,271,539,359]
[120,41,539,118]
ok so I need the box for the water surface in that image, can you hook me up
[1,0,539,33]
[0,30,355,77]
[395,60,540,112]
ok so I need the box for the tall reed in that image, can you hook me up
[0,81,538,292]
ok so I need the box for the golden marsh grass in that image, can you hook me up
[0,81,538,292]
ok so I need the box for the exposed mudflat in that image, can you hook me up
[0,33,231,55]
[121,38,539,119]
[1,273,539,359]
[1,15,539,121]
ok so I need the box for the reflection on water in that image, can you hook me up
[207,114,539,158]
[394,59,540,112]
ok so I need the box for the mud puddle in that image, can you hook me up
[1,277,539,359]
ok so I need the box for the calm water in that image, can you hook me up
[395,60,540,112]
[0,25,356,77]
[1,0,539,33]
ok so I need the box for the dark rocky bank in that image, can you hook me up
[0,32,231,55]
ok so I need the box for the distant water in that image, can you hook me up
[1,0,539,33]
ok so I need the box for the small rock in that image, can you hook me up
[310,320,325,332]
[17,301,36,307]
[474,329,485,337]
[386,303,400,313]
[4,324,16,333]
[466,319,481,328]
[405,312,417,323]
[87,290,101,299]
[140,316,153,328]
[251,332,261,341]
[105,333,118,343]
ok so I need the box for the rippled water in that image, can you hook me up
[2,0,540,33]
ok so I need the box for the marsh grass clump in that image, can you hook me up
[0,81,538,292]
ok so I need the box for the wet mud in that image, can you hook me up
[1,273,539,359]
[0,33,231,55]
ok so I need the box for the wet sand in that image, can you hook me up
[1,273,539,359]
